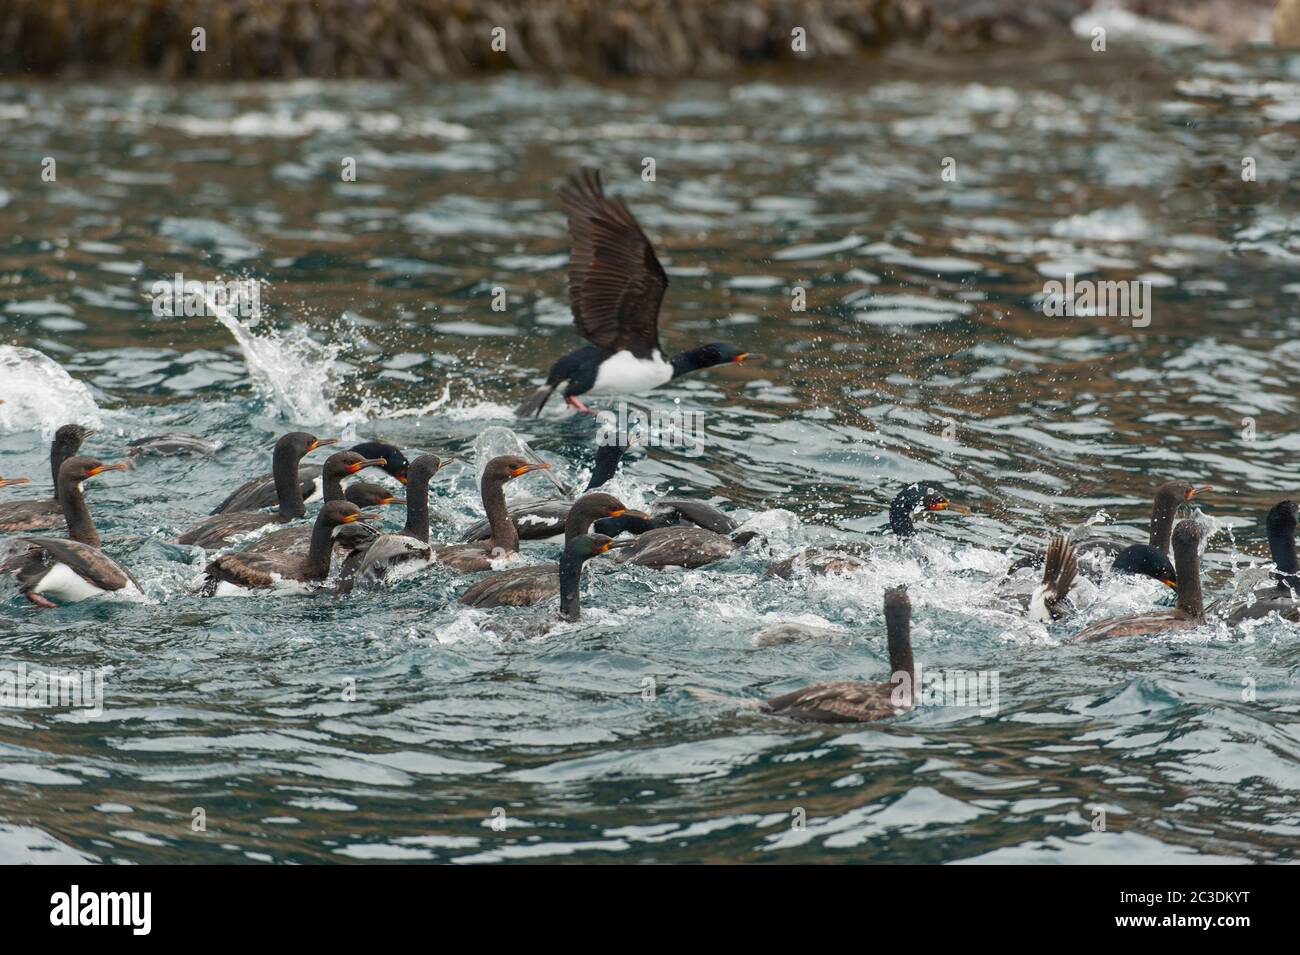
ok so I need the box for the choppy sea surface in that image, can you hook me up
[2,26,1300,863]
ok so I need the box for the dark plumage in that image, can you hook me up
[0,456,137,607]
[1214,500,1300,624]
[766,484,969,579]
[514,169,758,416]
[239,451,389,558]
[757,587,915,723]
[201,501,375,595]
[458,492,641,607]
[127,432,222,457]
[177,432,336,549]
[1109,481,1208,586]
[0,423,93,532]
[1070,520,1206,642]
[612,524,744,569]
[459,439,632,542]
[435,456,552,573]
[209,439,402,514]
[339,455,448,590]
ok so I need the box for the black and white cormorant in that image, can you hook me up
[176,432,336,548]
[209,440,406,514]
[1070,519,1206,643]
[435,456,552,572]
[514,169,759,417]
[458,492,643,607]
[0,423,93,532]
[0,456,138,607]
[201,500,376,596]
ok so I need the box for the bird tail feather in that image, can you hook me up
[514,383,558,417]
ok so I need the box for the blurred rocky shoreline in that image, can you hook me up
[0,0,1286,80]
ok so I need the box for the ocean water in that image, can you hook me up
[1,29,1299,863]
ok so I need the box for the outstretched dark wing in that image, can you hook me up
[559,169,668,358]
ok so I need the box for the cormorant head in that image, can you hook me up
[279,432,338,458]
[345,482,404,508]
[324,451,388,479]
[350,442,410,483]
[680,343,763,371]
[60,456,128,485]
[565,533,633,562]
[53,423,94,453]
[319,500,378,531]
[1266,500,1298,534]
[484,455,551,484]
[404,454,450,488]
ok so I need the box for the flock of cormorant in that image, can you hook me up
[1,170,1295,723]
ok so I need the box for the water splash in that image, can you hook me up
[0,346,102,434]
[207,283,344,424]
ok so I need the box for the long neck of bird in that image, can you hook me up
[559,552,585,621]
[563,503,600,543]
[50,439,75,501]
[1173,540,1203,618]
[670,347,711,379]
[886,608,914,685]
[305,517,337,579]
[60,480,99,547]
[585,447,625,490]
[482,476,519,553]
[1149,492,1179,555]
[403,472,431,543]
[273,445,307,519]
[1268,518,1299,586]
[322,466,346,503]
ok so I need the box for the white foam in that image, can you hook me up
[0,346,103,434]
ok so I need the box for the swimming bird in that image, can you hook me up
[0,423,93,532]
[0,456,138,607]
[1070,519,1206,643]
[209,440,405,514]
[1007,481,1208,589]
[201,500,376,596]
[435,456,553,572]
[176,432,336,548]
[459,439,633,542]
[1026,535,1078,623]
[727,587,914,723]
[1213,500,1300,624]
[593,497,737,537]
[514,168,759,417]
[127,432,222,457]
[556,534,632,621]
[238,451,391,558]
[338,455,449,589]
[611,523,754,569]
[458,492,643,607]
[766,484,970,579]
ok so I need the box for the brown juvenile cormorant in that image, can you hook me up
[176,432,336,548]
[0,456,137,607]
[0,423,93,532]
[1070,519,1206,642]
[458,492,643,607]
[766,484,970,579]
[1213,500,1300,624]
[514,169,759,417]
[201,500,376,595]
[209,440,406,514]
[710,587,915,723]
[435,456,552,572]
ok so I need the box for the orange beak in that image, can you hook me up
[383,497,406,506]
[510,462,552,477]
[86,463,129,477]
[733,352,764,364]
[0,476,32,488]
[1186,486,1211,500]
[349,457,387,474]
[308,438,340,452]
